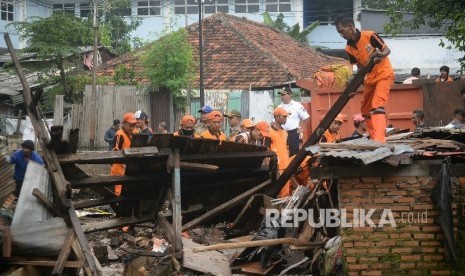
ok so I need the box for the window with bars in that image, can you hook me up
[80,3,91,18]
[0,0,13,22]
[137,1,161,16]
[265,0,291,12]
[235,0,259,13]
[52,3,75,15]
[204,0,229,14]
[174,0,198,15]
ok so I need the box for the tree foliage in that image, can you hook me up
[8,12,92,101]
[263,12,319,44]
[100,0,142,54]
[384,0,465,70]
[143,28,196,109]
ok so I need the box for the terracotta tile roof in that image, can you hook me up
[98,13,345,90]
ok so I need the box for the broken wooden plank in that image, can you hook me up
[156,213,175,246]
[81,216,152,233]
[51,228,75,275]
[182,179,271,231]
[192,238,326,253]
[53,95,64,126]
[172,148,182,252]
[69,174,157,188]
[32,188,61,217]
[181,151,275,161]
[4,258,83,268]
[183,237,232,276]
[57,148,168,164]
[179,162,218,171]
[74,194,153,209]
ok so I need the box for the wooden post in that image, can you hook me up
[14,109,22,135]
[53,95,64,126]
[172,148,182,251]
[52,228,75,275]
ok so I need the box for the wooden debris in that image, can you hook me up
[51,228,76,275]
[183,237,232,276]
[81,216,152,233]
[192,238,325,253]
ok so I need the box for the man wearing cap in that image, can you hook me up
[278,87,310,156]
[111,112,137,196]
[174,115,199,138]
[235,119,265,144]
[200,110,227,140]
[321,114,344,143]
[10,140,44,196]
[352,114,367,138]
[104,119,120,151]
[195,105,213,135]
[134,110,153,138]
[225,109,242,141]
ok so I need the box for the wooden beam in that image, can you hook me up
[192,238,326,253]
[180,162,218,172]
[57,147,167,164]
[5,258,83,268]
[70,175,158,188]
[82,216,152,233]
[52,228,75,276]
[172,148,182,251]
[32,188,61,217]
[68,206,101,275]
[53,95,64,126]
[2,226,11,258]
[182,179,271,231]
[156,213,175,246]
[74,194,153,209]
[181,151,275,161]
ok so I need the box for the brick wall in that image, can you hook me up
[339,175,463,275]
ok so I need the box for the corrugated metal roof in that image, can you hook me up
[0,71,41,96]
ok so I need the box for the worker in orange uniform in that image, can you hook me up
[267,107,291,197]
[200,110,227,140]
[111,112,137,196]
[174,115,199,138]
[335,16,394,143]
[435,65,453,82]
[320,114,344,143]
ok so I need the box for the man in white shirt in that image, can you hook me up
[277,87,310,156]
[403,67,420,84]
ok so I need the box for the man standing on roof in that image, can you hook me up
[278,87,310,156]
[195,105,213,135]
[111,113,137,196]
[335,16,394,143]
[200,110,227,140]
[174,115,199,138]
[320,114,344,143]
[225,109,242,141]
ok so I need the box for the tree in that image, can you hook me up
[384,0,465,70]
[8,12,92,101]
[100,0,142,54]
[263,12,319,44]
[144,28,196,109]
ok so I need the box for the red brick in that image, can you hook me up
[346,256,357,263]
[431,270,451,275]
[400,263,416,269]
[374,183,397,189]
[392,247,412,254]
[389,205,411,212]
[401,255,421,261]
[368,247,390,254]
[346,248,368,254]
[348,272,359,276]
[353,227,374,232]
[347,264,369,271]
[421,241,441,246]
[370,263,392,269]
[424,255,444,261]
[344,241,354,248]
[397,240,419,247]
[417,262,439,268]
[401,225,420,231]
[374,197,395,204]
[359,256,378,262]
[422,225,442,233]
[369,233,389,239]
[421,247,436,253]
[409,270,428,275]
[386,190,408,196]
[375,240,396,247]
[353,183,375,189]
[383,176,409,183]
[345,190,363,196]
[399,233,412,239]
[398,197,415,203]
[412,204,435,210]
[414,233,435,240]
[361,271,381,276]
[361,177,382,183]
[354,241,372,247]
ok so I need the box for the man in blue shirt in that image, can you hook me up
[9,140,44,196]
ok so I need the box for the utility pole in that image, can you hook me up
[198,0,205,107]
[89,0,99,150]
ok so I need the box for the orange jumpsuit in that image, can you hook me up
[346,30,394,143]
[200,129,227,141]
[268,125,292,198]
[110,129,132,196]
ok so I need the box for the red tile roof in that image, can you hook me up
[98,13,345,89]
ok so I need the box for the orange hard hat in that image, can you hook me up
[123,112,137,124]
[241,119,254,128]
[181,115,196,125]
[273,107,289,117]
[255,121,270,137]
[208,110,224,121]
